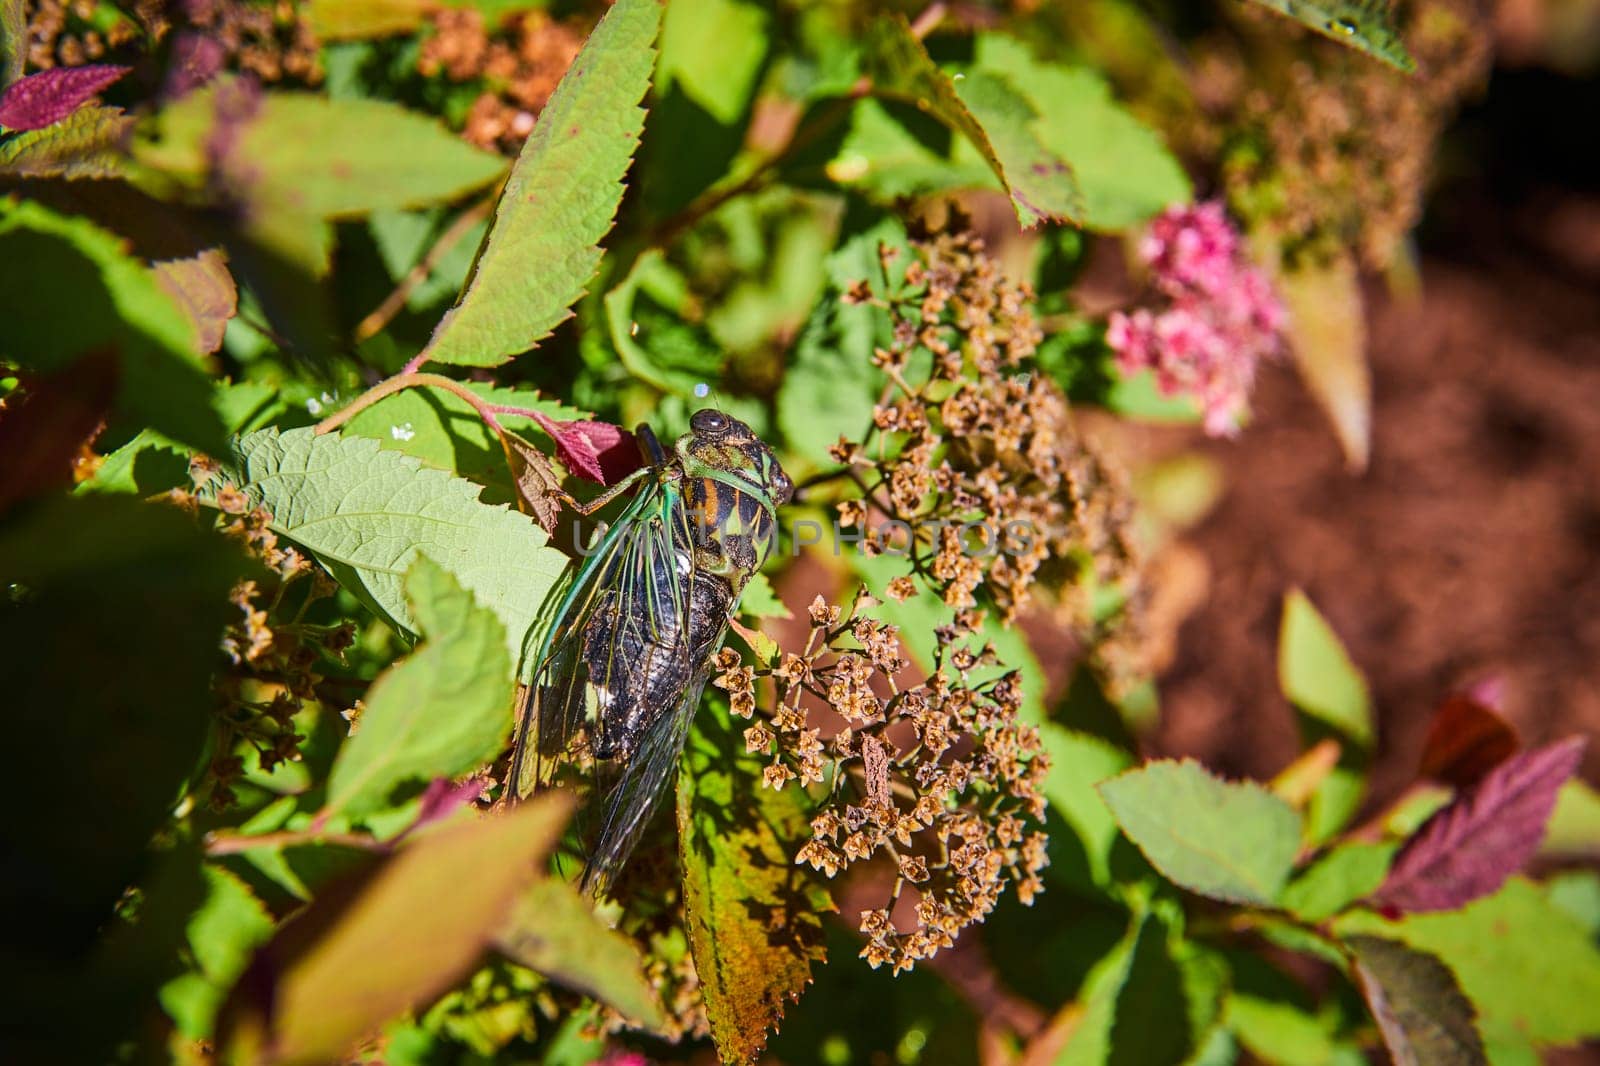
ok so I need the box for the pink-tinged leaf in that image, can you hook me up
[1376,736,1587,913]
[398,776,485,839]
[0,65,130,132]
[529,411,640,486]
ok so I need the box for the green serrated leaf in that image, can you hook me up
[1246,0,1416,72]
[972,34,1190,231]
[0,198,229,453]
[219,427,569,681]
[0,104,134,179]
[325,556,512,819]
[860,14,1082,229]
[1099,759,1302,905]
[1053,911,1190,1065]
[1348,935,1487,1066]
[1281,842,1396,922]
[216,796,572,1064]
[1336,878,1600,1051]
[494,878,666,1029]
[422,0,662,367]
[677,709,831,1065]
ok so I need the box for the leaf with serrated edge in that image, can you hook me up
[0,104,132,179]
[217,795,572,1064]
[495,878,666,1029]
[1348,935,1486,1066]
[220,428,568,681]
[1098,759,1302,904]
[325,556,512,819]
[1375,737,1586,913]
[861,15,1081,229]
[1246,0,1416,72]
[677,712,830,1065]
[422,0,662,367]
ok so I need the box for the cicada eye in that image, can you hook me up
[691,409,730,436]
[771,466,794,506]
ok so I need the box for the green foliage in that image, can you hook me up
[421,0,662,367]
[4,1,1584,1063]
[1100,759,1303,904]
[1245,0,1416,72]
[1279,588,1374,841]
[972,35,1190,231]
[860,14,1082,228]
[0,198,230,452]
[216,795,572,1062]
[219,427,568,679]
[677,708,830,1065]
[325,557,512,819]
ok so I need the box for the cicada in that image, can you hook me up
[509,409,793,894]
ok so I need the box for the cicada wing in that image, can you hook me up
[579,653,717,897]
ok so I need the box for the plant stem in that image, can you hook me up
[205,827,387,856]
[354,194,497,346]
[313,371,507,437]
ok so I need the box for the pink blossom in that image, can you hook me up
[1108,201,1286,437]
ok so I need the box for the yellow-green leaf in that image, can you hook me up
[217,795,572,1065]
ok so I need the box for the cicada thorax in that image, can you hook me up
[684,473,778,592]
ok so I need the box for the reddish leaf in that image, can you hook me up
[153,249,238,354]
[0,65,129,132]
[1419,691,1520,789]
[529,411,640,486]
[397,776,485,839]
[0,354,116,515]
[1376,737,1587,913]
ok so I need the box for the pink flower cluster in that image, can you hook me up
[1107,202,1286,437]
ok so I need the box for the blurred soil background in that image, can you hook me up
[1141,57,1600,806]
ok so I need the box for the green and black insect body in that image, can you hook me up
[510,409,792,894]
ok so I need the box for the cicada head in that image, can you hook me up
[676,408,793,515]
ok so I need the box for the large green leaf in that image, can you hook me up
[1246,0,1416,72]
[421,0,662,367]
[1099,760,1302,905]
[1279,588,1373,841]
[134,86,505,220]
[0,198,229,453]
[220,427,569,680]
[325,557,512,819]
[677,709,830,1065]
[859,14,1082,229]
[494,877,666,1029]
[1348,935,1487,1066]
[1337,878,1600,1052]
[972,34,1190,231]
[1052,911,1191,1065]
[217,796,572,1064]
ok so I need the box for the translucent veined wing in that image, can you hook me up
[509,438,719,893]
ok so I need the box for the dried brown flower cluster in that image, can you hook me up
[23,0,320,83]
[417,7,586,153]
[716,592,1050,974]
[830,218,1142,645]
[1207,0,1491,267]
[195,460,355,809]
